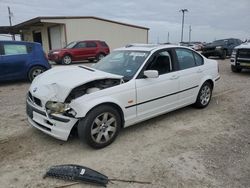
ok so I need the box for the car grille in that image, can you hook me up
[28,92,42,107]
[238,49,250,59]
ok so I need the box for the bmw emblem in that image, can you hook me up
[33,87,37,93]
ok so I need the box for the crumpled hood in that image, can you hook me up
[29,66,122,102]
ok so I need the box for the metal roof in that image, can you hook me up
[115,44,184,52]
[0,16,149,34]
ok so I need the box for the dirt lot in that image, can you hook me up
[0,59,249,188]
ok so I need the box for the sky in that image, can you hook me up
[0,0,249,43]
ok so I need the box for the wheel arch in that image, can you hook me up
[205,79,214,90]
[64,52,72,56]
[62,52,73,59]
[199,75,214,90]
[76,101,125,128]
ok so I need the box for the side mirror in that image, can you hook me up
[144,70,159,78]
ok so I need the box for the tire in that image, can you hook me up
[96,53,105,62]
[221,50,227,59]
[194,82,213,108]
[231,65,241,73]
[28,66,45,81]
[78,105,121,149]
[61,55,72,65]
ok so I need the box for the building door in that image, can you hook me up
[49,26,62,50]
[33,31,42,45]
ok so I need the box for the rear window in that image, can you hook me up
[194,52,204,66]
[100,41,108,47]
[86,42,97,48]
[3,44,28,55]
[176,48,196,70]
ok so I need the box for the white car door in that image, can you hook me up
[175,48,204,106]
[135,50,180,121]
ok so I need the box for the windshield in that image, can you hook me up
[92,50,150,81]
[65,41,77,49]
[212,39,228,45]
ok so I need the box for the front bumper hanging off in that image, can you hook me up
[26,98,78,141]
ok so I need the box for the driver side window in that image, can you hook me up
[146,51,172,75]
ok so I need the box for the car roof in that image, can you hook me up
[0,40,39,45]
[114,43,190,52]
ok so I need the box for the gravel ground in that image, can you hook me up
[0,59,249,188]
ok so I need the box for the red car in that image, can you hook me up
[48,40,110,64]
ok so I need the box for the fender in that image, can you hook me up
[70,95,126,119]
[199,74,214,90]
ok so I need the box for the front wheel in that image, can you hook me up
[28,66,45,81]
[194,82,212,108]
[61,55,72,65]
[78,105,121,149]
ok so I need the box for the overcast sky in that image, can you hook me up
[0,0,249,43]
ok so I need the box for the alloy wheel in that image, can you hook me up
[91,112,117,144]
[63,56,72,64]
[200,85,211,106]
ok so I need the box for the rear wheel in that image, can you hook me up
[28,66,45,81]
[78,105,121,149]
[96,53,105,62]
[194,82,212,108]
[231,65,241,73]
[61,55,72,65]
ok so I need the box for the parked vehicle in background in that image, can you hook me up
[230,42,250,72]
[202,38,242,59]
[27,44,220,148]
[48,40,110,65]
[180,42,204,51]
[0,41,51,82]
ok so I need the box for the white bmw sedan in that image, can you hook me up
[26,44,220,148]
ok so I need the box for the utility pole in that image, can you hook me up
[8,6,15,40]
[180,9,188,43]
[189,25,192,44]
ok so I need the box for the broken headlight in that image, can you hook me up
[45,101,70,114]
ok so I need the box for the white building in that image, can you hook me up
[0,16,149,52]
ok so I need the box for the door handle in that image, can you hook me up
[170,75,179,80]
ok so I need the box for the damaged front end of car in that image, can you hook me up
[27,76,123,141]
[65,78,122,103]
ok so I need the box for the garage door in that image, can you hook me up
[49,26,62,50]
